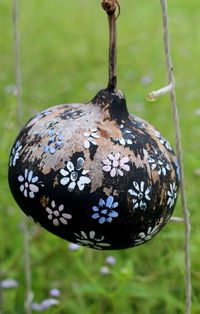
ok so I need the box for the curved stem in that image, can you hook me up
[102,0,118,90]
[107,12,117,90]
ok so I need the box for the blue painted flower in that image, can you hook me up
[36,108,58,119]
[92,196,119,224]
[43,128,64,154]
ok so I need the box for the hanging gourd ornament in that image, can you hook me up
[8,1,180,250]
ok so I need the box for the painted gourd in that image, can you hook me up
[8,87,180,250]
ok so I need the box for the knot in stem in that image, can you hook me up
[102,0,117,15]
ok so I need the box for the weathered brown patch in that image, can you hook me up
[40,196,49,208]
[53,175,59,187]
[99,128,109,138]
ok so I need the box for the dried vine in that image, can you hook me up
[159,1,191,313]
[12,0,33,313]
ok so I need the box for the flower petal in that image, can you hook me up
[99,199,105,206]
[111,202,118,209]
[18,175,24,182]
[101,209,108,215]
[102,159,111,166]
[32,176,38,183]
[108,210,118,218]
[120,156,129,164]
[60,177,70,186]
[76,157,84,171]
[29,184,39,193]
[110,168,116,177]
[59,204,64,211]
[62,213,72,219]
[92,213,100,219]
[99,217,106,224]
[84,140,90,149]
[28,171,33,182]
[98,243,111,247]
[92,206,99,212]
[103,166,111,172]
[114,152,120,160]
[133,181,140,191]
[24,169,28,179]
[20,184,24,192]
[53,219,59,226]
[108,153,114,160]
[78,176,91,184]
[89,231,95,239]
[68,181,76,192]
[140,181,144,192]
[60,169,69,176]
[118,169,123,176]
[120,164,130,171]
[29,191,35,198]
[59,217,68,225]
[106,196,114,208]
[50,147,56,154]
[119,138,126,145]
[46,207,53,214]
[67,161,74,172]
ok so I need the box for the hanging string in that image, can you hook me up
[12,0,33,313]
[159,1,191,313]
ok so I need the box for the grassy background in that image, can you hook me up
[0,0,200,313]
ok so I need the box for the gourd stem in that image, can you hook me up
[107,12,117,90]
[101,0,118,90]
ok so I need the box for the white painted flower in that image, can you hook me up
[18,169,39,198]
[167,182,177,208]
[134,225,160,245]
[147,150,170,176]
[10,141,22,166]
[155,131,173,151]
[112,125,135,146]
[128,181,151,210]
[102,152,130,177]
[74,231,111,249]
[84,128,100,148]
[60,157,91,192]
[46,201,72,226]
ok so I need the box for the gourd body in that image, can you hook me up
[8,89,180,250]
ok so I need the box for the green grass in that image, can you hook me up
[0,0,200,313]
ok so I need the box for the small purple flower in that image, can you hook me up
[105,256,116,265]
[100,266,110,275]
[92,196,119,224]
[0,279,18,289]
[31,299,59,311]
[68,243,80,251]
[140,74,152,85]
[49,288,61,297]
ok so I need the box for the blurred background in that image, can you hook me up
[0,0,200,313]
